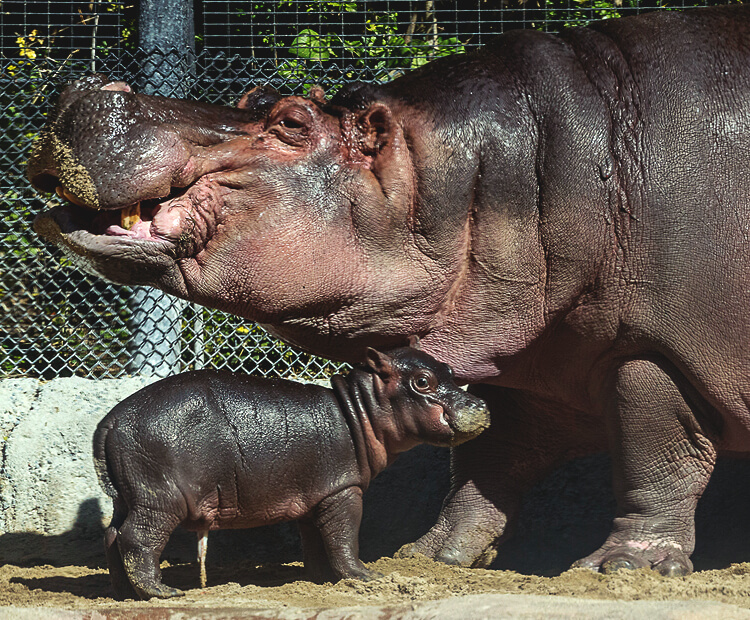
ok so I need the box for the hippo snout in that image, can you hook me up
[448,398,491,445]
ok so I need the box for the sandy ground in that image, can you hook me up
[3,555,750,613]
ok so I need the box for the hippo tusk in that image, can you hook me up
[55,185,93,209]
[121,203,141,230]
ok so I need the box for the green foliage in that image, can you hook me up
[533,0,639,28]
[226,0,725,88]
[223,1,467,86]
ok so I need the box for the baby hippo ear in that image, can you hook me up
[365,347,395,379]
[406,335,422,350]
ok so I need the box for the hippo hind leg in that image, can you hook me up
[308,486,382,582]
[104,498,139,600]
[115,506,185,599]
[298,520,337,583]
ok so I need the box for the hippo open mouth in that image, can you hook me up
[33,179,221,261]
[41,189,177,241]
[27,74,264,276]
[29,163,233,294]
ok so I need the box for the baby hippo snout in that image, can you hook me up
[368,345,491,447]
[448,397,491,444]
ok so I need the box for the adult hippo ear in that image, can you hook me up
[236,85,282,119]
[357,103,393,155]
[333,83,399,160]
[406,335,422,350]
[339,95,418,248]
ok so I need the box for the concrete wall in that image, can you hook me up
[1,377,749,574]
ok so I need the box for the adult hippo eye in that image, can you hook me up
[279,118,304,130]
[411,370,438,394]
[268,106,311,145]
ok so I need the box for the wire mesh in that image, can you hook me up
[0,0,736,379]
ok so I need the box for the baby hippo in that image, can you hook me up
[93,345,490,600]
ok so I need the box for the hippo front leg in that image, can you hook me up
[397,419,517,567]
[573,359,717,576]
[399,385,604,567]
[309,487,382,582]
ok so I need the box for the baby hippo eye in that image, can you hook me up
[411,370,438,393]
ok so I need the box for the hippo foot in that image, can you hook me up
[396,523,499,568]
[307,562,383,584]
[572,541,693,577]
[346,567,384,582]
[133,582,186,600]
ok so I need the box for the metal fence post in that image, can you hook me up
[126,0,196,377]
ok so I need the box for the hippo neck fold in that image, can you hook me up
[331,371,399,487]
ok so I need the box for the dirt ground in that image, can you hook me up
[3,555,750,613]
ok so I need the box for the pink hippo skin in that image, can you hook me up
[31,6,750,577]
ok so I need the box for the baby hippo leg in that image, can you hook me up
[309,487,383,582]
[104,500,139,600]
[298,520,337,583]
[116,507,184,600]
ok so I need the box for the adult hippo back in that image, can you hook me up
[28,6,750,575]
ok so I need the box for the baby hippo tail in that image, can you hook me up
[93,418,118,498]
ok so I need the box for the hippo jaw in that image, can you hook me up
[32,202,181,289]
[31,171,228,295]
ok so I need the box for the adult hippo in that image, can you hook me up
[28,5,750,576]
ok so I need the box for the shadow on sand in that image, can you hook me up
[4,450,750,600]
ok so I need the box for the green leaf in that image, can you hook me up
[289,29,331,61]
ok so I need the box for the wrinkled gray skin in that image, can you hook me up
[94,346,490,600]
[31,6,750,576]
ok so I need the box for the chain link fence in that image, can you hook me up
[1,0,733,380]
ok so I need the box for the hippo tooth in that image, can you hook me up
[56,185,89,208]
[121,203,141,230]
